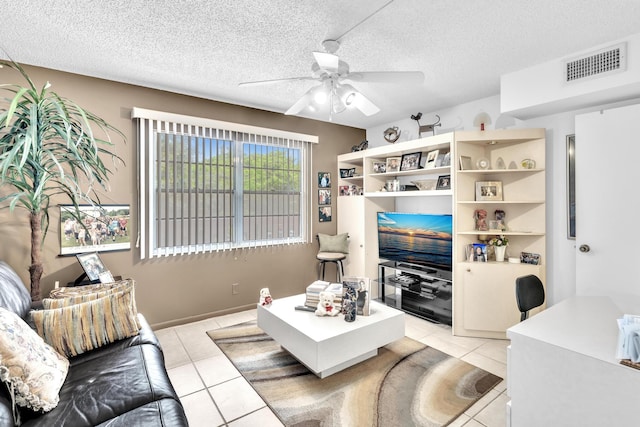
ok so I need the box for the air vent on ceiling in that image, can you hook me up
[564,42,627,83]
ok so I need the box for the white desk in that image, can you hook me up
[507,295,640,427]
[257,294,404,378]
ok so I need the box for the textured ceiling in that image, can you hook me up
[1,0,640,129]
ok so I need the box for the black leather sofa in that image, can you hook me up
[0,262,189,427]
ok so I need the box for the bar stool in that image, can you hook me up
[316,233,349,282]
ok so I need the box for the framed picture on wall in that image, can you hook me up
[319,206,332,222]
[60,204,131,255]
[318,172,331,188]
[318,189,331,205]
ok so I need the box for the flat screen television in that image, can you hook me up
[377,212,453,271]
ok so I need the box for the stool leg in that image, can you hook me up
[320,261,326,280]
[337,260,343,283]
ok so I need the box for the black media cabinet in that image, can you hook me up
[377,261,452,325]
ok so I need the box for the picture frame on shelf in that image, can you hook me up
[318,172,331,188]
[400,152,422,171]
[472,243,487,262]
[339,185,350,196]
[459,155,472,170]
[475,181,503,201]
[319,206,332,222]
[423,149,439,169]
[442,152,451,166]
[386,157,401,173]
[318,189,331,205]
[339,168,355,178]
[520,252,541,265]
[436,174,451,190]
[372,161,386,173]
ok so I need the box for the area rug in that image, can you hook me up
[207,321,502,426]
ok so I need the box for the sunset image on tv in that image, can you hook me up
[377,212,452,269]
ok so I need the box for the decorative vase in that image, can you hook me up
[495,245,507,262]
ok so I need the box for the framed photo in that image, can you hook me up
[400,152,422,171]
[318,189,331,205]
[442,152,451,166]
[76,252,112,283]
[60,204,131,255]
[339,185,350,196]
[349,185,362,196]
[339,168,355,178]
[436,174,451,190]
[318,172,331,188]
[386,157,401,173]
[459,155,472,170]
[372,161,386,173]
[475,181,503,201]
[424,149,439,169]
[472,243,487,262]
[319,206,332,222]
[521,252,541,265]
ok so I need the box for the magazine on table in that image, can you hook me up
[342,277,371,316]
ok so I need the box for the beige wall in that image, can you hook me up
[0,64,365,328]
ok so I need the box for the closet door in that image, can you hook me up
[575,103,640,296]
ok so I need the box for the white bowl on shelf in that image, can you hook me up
[412,179,437,191]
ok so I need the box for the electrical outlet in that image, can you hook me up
[232,283,240,295]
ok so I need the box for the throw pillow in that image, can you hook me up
[0,307,69,413]
[318,233,349,254]
[31,289,139,357]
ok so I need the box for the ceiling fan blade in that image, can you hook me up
[239,76,316,87]
[313,51,339,72]
[344,71,425,84]
[339,84,380,116]
[284,86,317,115]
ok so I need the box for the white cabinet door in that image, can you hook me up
[337,195,365,277]
[575,103,640,296]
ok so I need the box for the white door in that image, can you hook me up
[574,103,640,296]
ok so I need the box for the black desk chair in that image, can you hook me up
[515,274,545,321]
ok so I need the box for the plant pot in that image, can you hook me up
[495,245,507,262]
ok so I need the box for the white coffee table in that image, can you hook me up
[257,294,404,378]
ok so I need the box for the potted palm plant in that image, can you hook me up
[0,61,124,301]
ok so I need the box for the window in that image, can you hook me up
[133,108,317,258]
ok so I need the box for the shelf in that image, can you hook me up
[456,231,544,236]
[457,200,545,206]
[458,168,544,174]
[365,189,452,198]
[340,176,363,182]
[369,166,451,178]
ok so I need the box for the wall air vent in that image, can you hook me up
[565,42,627,83]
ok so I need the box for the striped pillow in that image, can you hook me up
[31,289,139,357]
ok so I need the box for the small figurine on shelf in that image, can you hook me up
[474,209,488,231]
[259,288,273,307]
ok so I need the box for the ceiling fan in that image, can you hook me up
[238,39,424,119]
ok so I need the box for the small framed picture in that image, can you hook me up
[400,152,422,171]
[318,189,331,205]
[318,172,331,188]
[319,206,332,222]
[436,174,451,190]
[372,161,386,173]
[442,152,451,166]
[386,157,401,173]
[475,181,503,201]
[349,185,362,195]
[339,185,350,196]
[472,243,487,262]
[459,155,472,170]
[76,252,110,283]
[424,149,439,169]
[520,252,541,265]
[339,168,354,178]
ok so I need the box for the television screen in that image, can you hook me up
[377,212,452,270]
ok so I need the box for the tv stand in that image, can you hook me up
[377,261,452,325]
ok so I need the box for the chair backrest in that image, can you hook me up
[515,274,545,321]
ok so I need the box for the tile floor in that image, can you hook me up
[157,308,509,427]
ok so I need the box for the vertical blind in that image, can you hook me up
[132,108,317,259]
